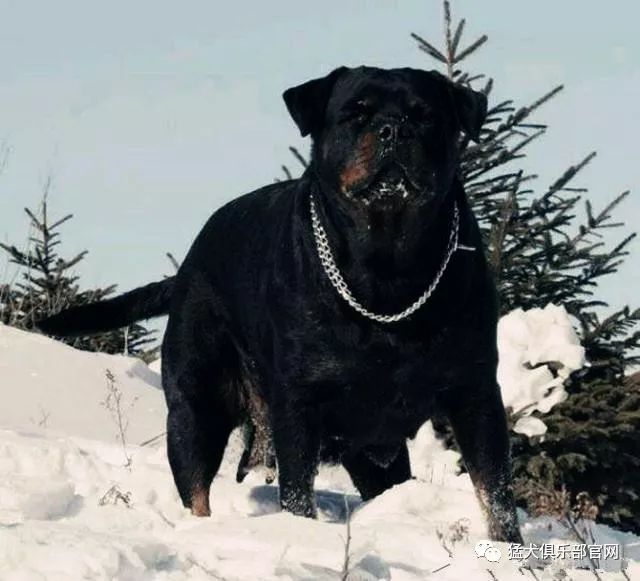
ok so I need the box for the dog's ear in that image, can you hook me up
[412,69,488,143]
[447,82,488,143]
[283,67,348,137]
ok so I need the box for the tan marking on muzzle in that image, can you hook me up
[339,131,377,193]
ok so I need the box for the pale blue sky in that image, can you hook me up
[0,0,638,315]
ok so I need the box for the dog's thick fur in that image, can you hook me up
[38,66,522,542]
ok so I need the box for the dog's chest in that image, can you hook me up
[293,323,446,437]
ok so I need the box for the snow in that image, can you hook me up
[0,321,637,580]
[497,304,586,436]
[512,416,548,438]
[0,323,164,442]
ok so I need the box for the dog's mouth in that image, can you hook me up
[344,164,421,207]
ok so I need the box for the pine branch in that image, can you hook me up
[410,32,447,63]
[454,35,488,64]
[289,146,308,169]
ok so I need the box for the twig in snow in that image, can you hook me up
[340,494,352,581]
[101,368,136,470]
[99,485,132,507]
[436,518,470,558]
[38,406,50,427]
[430,562,451,573]
[436,528,453,558]
[139,431,167,447]
[30,405,50,428]
[519,564,540,580]
[185,556,225,580]
[148,505,176,528]
[561,514,602,580]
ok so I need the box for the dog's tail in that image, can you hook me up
[36,277,175,337]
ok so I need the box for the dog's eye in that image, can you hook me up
[340,100,373,124]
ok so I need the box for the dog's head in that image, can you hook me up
[283,66,486,213]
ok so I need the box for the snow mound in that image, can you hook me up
[0,323,637,580]
[0,323,164,443]
[497,304,585,436]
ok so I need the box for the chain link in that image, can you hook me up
[309,194,460,324]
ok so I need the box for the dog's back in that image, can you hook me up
[36,178,300,339]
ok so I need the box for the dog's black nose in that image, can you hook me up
[378,124,395,143]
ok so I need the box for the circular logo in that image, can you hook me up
[474,541,493,558]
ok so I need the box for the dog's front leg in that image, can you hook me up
[271,398,320,518]
[441,382,523,543]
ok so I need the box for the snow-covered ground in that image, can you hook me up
[0,322,638,580]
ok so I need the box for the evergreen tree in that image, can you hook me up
[415,1,639,534]
[279,1,640,533]
[0,194,157,358]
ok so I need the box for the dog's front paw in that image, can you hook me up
[488,520,523,545]
[280,493,317,519]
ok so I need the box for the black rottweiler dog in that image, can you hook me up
[38,66,523,542]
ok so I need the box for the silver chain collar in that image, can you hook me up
[309,194,461,324]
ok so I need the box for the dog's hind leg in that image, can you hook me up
[165,388,234,516]
[342,442,412,501]
[161,289,238,516]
